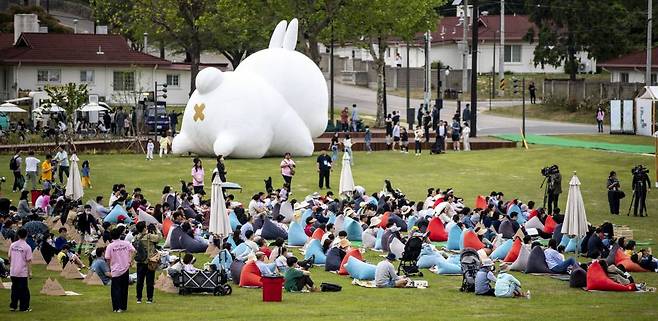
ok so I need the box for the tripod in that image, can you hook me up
[540,176,549,209]
[627,187,648,217]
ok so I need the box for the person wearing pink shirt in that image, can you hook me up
[280,152,296,190]
[191,158,205,195]
[9,228,32,312]
[105,228,135,313]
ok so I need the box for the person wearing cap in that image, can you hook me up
[475,259,497,296]
[304,216,316,237]
[375,253,409,288]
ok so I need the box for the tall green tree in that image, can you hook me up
[525,0,632,80]
[91,0,143,50]
[43,83,89,145]
[333,0,441,126]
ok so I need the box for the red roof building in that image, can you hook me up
[598,48,657,84]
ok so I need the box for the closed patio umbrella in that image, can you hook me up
[65,153,84,201]
[209,175,231,237]
[339,152,354,196]
[561,172,588,253]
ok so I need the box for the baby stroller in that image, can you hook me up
[174,266,232,296]
[397,235,423,277]
[459,248,481,292]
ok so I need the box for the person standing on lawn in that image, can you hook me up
[317,149,333,189]
[105,228,135,312]
[280,153,296,189]
[9,228,32,312]
[414,125,423,155]
[596,107,605,133]
[10,149,22,192]
[191,158,205,195]
[134,222,162,304]
[41,154,53,189]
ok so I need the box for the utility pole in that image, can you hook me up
[498,0,505,95]
[424,31,432,110]
[491,30,496,111]
[522,77,526,137]
[470,0,479,137]
[406,42,410,110]
[330,22,335,125]
[647,0,653,86]
[461,0,469,94]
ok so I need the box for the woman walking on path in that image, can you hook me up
[280,153,296,188]
[596,107,605,133]
[191,158,205,195]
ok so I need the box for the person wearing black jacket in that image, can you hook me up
[607,171,622,215]
[587,228,608,259]
[316,150,333,189]
[211,155,227,183]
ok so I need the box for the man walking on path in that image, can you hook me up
[10,149,23,192]
[9,228,32,312]
[54,146,69,184]
[316,149,333,189]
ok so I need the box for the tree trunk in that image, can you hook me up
[567,33,577,81]
[306,34,322,65]
[370,42,387,127]
[189,46,201,96]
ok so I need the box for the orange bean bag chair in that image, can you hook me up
[614,249,648,272]
[586,261,635,291]
[503,238,522,263]
[162,217,173,238]
[462,230,484,250]
[378,212,390,228]
[311,228,325,241]
[474,195,487,209]
[239,260,263,288]
[338,248,363,275]
[427,217,448,242]
[543,215,557,234]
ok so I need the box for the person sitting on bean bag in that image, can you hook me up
[255,252,275,276]
[544,239,579,274]
[632,249,658,272]
[495,268,530,298]
[375,253,409,288]
[599,260,642,290]
[284,256,317,292]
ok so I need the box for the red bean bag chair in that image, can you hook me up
[427,217,448,242]
[378,212,390,228]
[474,195,487,209]
[462,230,484,251]
[338,248,363,275]
[239,260,263,288]
[432,198,444,209]
[528,209,539,220]
[543,215,557,234]
[503,238,522,263]
[586,261,635,291]
[311,228,325,241]
[614,249,648,272]
[162,217,173,238]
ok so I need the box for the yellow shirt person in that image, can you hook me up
[41,157,53,182]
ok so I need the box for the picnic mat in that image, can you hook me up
[494,134,655,154]
[351,279,429,289]
[582,287,654,293]
[549,275,571,281]
[352,279,376,288]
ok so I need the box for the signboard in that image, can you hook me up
[622,100,634,134]
[635,99,653,136]
[609,100,622,133]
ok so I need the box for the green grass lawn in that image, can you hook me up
[486,104,597,124]
[1,145,657,320]
[555,134,657,147]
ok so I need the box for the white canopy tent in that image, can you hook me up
[78,103,108,112]
[0,102,27,113]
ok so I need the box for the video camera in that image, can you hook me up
[631,165,649,177]
[541,165,559,177]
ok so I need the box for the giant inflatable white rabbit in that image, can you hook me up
[171,18,328,158]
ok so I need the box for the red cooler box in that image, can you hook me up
[261,276,284,302]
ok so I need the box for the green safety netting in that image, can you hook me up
[495,134,655,154]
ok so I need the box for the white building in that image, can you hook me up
[599,47,658,85]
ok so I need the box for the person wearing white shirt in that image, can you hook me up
[462,123,471,151]
[392,124,401,151]
[342,135,353,165]
[54,145,69,184]
[23,151,40,191]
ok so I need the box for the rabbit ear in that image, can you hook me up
[269,20,288,49]
[282,18,298,51]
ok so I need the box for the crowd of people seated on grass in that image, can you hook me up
[2,165,658,312]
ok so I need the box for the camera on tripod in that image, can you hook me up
[631,165,649,177]
[541,165,559,177]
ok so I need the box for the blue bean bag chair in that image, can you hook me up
[524,245,552,273]
[304,239,326,264]
[490,239,513,260]
[435,259,462,274]
[287,221,307,246]
[559,235,571,248]
[211,249,233,271]
[229,260,245,284]
[407,216,418,230]
[516,213,527,225]
[447,225,462,251]
[362,229,377,249]
[260,218,288,240]
[228,211,240,231]
[374,228,384,250]
[507,204,521,216]
[565,237,579,253]
[418,253,446,269]
[447,254,461,265]
[325,247,345,272]
[388,213,408,232]
[552,224,564,244]
[231,242,252,260]
[301,209,313,225]
[225,236,237,249]
[327,212,336,224]
[103,205,132,224]
[345,256,376,280]
[344,217,363,241]
[169,227,208,253]
[253,215,264,231]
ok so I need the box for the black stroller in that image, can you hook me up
[459,248,481,292]
[397,235,424,277]
[174,266,232,296]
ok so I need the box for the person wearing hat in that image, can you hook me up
[304,216,317,237]
[475,258,497,296]
[375,252,409,288]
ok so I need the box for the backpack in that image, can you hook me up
[9,156,18,171]
[320,282,342,292]
[133,238,148,263]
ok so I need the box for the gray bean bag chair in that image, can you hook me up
[381,230,394,253]
[169,226,208,253]
[325,247,345,272]
[259,218,288,240]
[388,214,408,232]
[230,260,245,285]
[552,223,563,244]
[524,245,552,273]
[606,244,620,266]
[498,220,515,239]
[510,244,530,271]
[569,265,587,288]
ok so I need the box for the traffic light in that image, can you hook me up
[513,78,519,95]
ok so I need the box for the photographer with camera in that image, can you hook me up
[542,165,562,214]
[607,171,623,215]
[133,221,162,304]
[630,165,651,217]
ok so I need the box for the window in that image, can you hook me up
[80,70,95,83]
[113,71,135,91]
[166,74,180,87]
[620,72,629,83]
[504,45,522,63]
[37,69,60,83]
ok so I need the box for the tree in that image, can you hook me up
[91,0,143,50]
[0,4,73,33]
[525,0,633,80]
[333,0,441,126]
[43,83,89,145]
